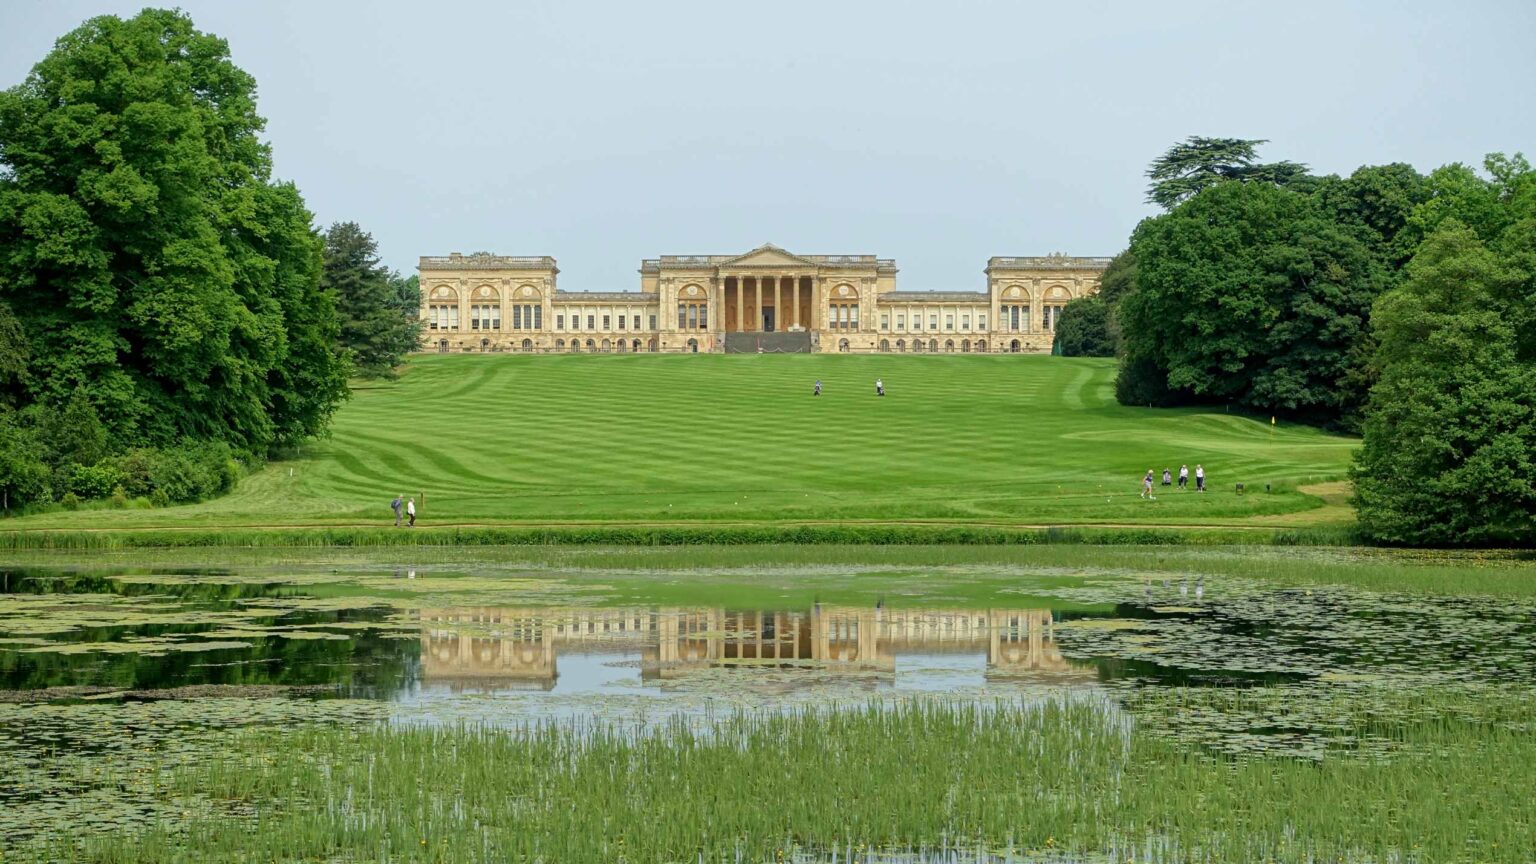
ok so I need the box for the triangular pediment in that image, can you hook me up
[721,244,818,269]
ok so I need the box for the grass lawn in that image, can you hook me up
[5,354,1358,532]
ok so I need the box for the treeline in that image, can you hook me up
[1058,137,1536,545]
[0,10,419,514]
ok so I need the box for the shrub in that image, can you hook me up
[69,463,126,500]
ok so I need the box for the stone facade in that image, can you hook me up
[419,245,1108,354]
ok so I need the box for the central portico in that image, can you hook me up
[642,244,897,349]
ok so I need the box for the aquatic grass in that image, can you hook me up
[29,695,1536,863]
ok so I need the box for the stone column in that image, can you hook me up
[753,276,763,333]
[736,276,745,332]
[457,282,469,345]
[774,275,783,333]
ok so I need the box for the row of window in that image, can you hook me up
[431,305,1062,334]
[676,303,708,330]
[876,312,991,332]
[554,313,657,332]
[828,303,860,329]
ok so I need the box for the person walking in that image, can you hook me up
[1140,469,1155,499]
[1161,468,1172,487]
[875,377,885,397]
[1194,464,1205,493]
[814,379,822,396]
[391,493,404,527]
[406,496,417,527]
[1178,464,1189,489]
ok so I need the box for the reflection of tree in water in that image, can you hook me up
[0,568,418,697]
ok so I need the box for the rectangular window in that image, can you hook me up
[880,314,889,330]
[512,306,522,330]
[618,314,626,330]
[1020,309,1030,332]
[699,306,708,329]
[850,305,859,328]
[603,315,610,330]
[962,315,970,330]
[687,304,697,329]
[587,315,595,330]
[649,314,657,330]
[930,315,938,330]
[633,315,640,330]
[449,306,459,329]
[946,315,954,330]
[897,315,905,329]
[531,305,541,329]
[978,315,987,331]
[677,305,687,329]
[556,314,564,330]
[491,306,501,330]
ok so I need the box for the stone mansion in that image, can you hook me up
[419,244,1108,354]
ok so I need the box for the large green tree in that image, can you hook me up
[1118,181,1387,425]
[0,9,345,453]
[1054,296,1114,357]
[1145,137,1308,210]
[322,222,420,377]
[1351,154,1536,545]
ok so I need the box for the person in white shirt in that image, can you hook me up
[1194,465,1205,493]
[406,497,417,527]
[875,378,884,397]
[1178,465,1189,489]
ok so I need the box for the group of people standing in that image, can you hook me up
[1142,464,1204,499]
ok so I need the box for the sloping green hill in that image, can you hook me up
[10,355,1357,530]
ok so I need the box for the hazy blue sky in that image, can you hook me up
[3,1,1533,290]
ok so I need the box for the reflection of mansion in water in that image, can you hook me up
[419,607,1088,691]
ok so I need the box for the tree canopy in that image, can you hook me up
[322,222,421,378]
[1118,181,1386,424]
[1053,296,1115,358]
[1351,156,1536,545]
[1145,137,1308,210]
[0,9,346,455]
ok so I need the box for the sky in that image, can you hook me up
[2,0,1533,291]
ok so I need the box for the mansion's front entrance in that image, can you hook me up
[762,308,775,333]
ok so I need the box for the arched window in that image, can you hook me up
[480,338,490,350]
[1010,339,1021,353]
[437,339,449,353]
[1042,286,1072,332]
[895,339,906,352]
[648,338,658,352]
[976,340,987,353]
[632,339,642,352]
[838,338,850,353]
[913,339,923,353]
[556,339,565,350]
[686,338,699,353]
[961,340,971,353]
[600,339,611,352]
[586,339,596,350]
[929,339,939,352]
[616,340,627,353]
[522,338,533,351]
[879,339,890,352]
[944,340,955,353]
